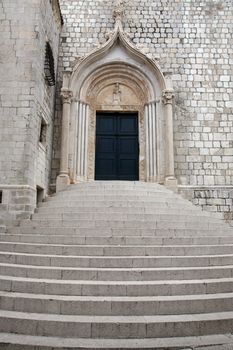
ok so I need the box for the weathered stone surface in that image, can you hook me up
[0,0,233,220]
[0,0,62,222]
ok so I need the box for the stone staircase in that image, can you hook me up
[1,181,233,349]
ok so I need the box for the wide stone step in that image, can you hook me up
[2,275,233,296]
[2,234,233,246]
[21,219,225,230]
[1,291,233,316]
[2,263,233,280]
[1,310,233,338]
[31,213,222,224]
[53,184,175,192]
[9,226,232,236]
[53,190,176,197]
[44,197,194,206]
[65,181,169,188]
[35,206,212,215]
[50,195,188,203]
[0,332,232,349]
[2,251,233,268]
[39,198,194,207]
[1,242,233,256]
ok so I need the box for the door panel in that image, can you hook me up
[118,115,138,135]
[96,115,116,134]
[95,136,117,179]
[95,113,139,180]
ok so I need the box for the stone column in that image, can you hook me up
[145,101,157,182]
[56,89,73,192]
[68,98,79,183]
[76,101,89,181]
[162,89,177,190]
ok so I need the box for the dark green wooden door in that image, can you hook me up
[95,113,139,180]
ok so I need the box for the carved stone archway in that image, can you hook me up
[56,2,177,191]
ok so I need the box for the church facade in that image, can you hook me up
[0,0,232,226]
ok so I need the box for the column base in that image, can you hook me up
[165,176,178,192]
[56,174,70,193]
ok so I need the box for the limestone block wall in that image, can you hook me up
[0,0,61,224]
[52,0,233,218]
[33,0,62,196]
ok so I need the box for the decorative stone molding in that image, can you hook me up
[61,89,73,104]
[162,89,175,105]
[50,0,63,27]
[70,0,162,76]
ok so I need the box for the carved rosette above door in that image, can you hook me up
[56,1,177,191]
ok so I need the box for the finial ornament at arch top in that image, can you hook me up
[113,0,125,23]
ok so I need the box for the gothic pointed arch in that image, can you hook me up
[56,2,177,191]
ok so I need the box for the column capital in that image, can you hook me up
[61,89,73,104]
[162,89,174,105]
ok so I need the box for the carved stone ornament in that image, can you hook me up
[61,89,73,104]
[105,30,115,40]
[69,0,162,73]
[113,83,122,104]
[113,0,125,21]
[162,89,175,105]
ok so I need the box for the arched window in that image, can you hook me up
[44,42,55,86]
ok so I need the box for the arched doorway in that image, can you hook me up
[56,9,177,191]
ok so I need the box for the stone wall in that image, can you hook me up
[0,0,62,224]
[52,0,233,218]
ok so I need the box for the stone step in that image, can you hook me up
[1,291,233,316]
[1,310,233,338]
[2,251,233,268]
[1,242,233,256]
[39,198,194,206]
[31,212,222,224]
[54,189,175,197]
[60,182,175,191]
[2,234,233,245]
[20,219,225,230]
[51,195,187,203]
[44,197,194,205]
[2,263,233,280]
[38,198,198,208]
[9,226,232,236]
[65,181,165,187]
[0,332,232,350]
[2,275,233,296]
[35,206,211,215]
